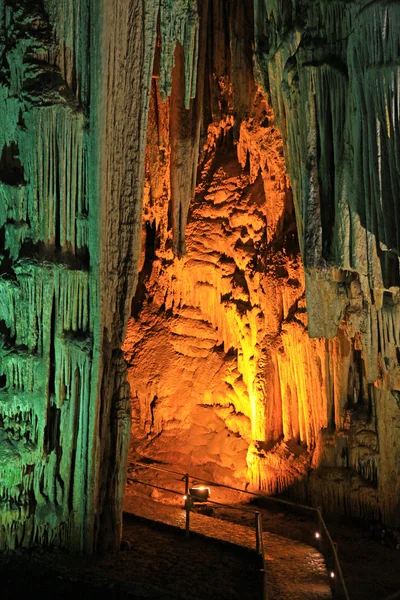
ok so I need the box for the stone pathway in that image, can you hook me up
[124,494,333,600]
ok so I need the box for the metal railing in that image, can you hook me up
[127,463,268,600]
[382,593,400,600]
[128,461,350,600]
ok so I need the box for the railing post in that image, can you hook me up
[184,473,190,537]
[255,511,263,555]
[255,512,267,599]
[316,507,323,550]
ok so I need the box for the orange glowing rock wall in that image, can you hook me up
[124,76,332,492]
[124,89,303,482]
[123,0,400,527]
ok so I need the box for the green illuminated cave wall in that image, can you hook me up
[0,0,99,551]
[0,0,199,552]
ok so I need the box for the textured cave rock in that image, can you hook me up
[0,0,199,552]
[0,0,400,554]
[0,0,100,552]
[125,0,400,528]
[253,0,400,524]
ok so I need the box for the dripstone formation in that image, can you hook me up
[0,0,399,552]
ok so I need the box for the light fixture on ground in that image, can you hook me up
[189,486,211,502]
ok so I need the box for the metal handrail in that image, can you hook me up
[127,476,184,497]
[382,592,400,600]
[127,476,264,548]
[127,472,268,599]
[130,461,350,599]
[132,461,321,510]
[128,463,187,479]
[316,509,350,600]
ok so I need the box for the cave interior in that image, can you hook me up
[0,0,399,562]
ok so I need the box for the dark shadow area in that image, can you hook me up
[131,221,157,318]
[0,511,261,600]
[18,239,90,270]
[0,142,25,186]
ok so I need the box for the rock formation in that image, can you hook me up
[0,0,399,553]
[0,0,198,552]
[253,0,400,525]
[125,0,400,528]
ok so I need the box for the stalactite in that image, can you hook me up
[251,0,400,524]
[43,0,91,105]
[254,1,400,301]
[169,0,207,256]
[159,0,200,110]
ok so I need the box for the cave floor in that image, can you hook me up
[1,492,397,600]
[124,472,400,600]
[218,505,400,600]
[124,491,333,600]
[0,515,260,600]
[247,507,400,600]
